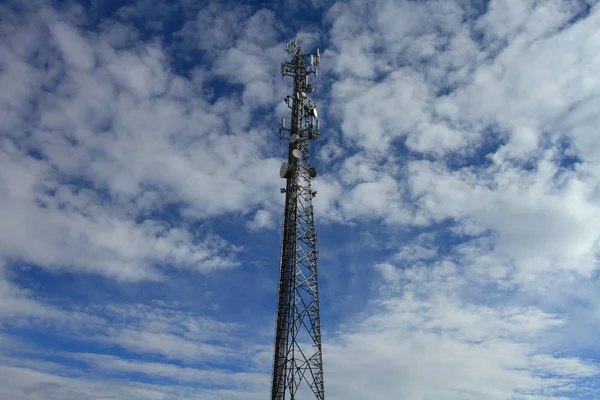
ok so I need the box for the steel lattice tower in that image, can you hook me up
[271,39,325,400]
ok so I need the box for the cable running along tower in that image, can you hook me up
[271,39,325,400]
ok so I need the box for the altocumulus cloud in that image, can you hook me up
[1,0,600,399]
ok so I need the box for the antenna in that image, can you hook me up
[270,40,325,400]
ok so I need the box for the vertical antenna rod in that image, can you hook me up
[271,39,324,400]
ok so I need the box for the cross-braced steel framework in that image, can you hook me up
[271,39,325,400]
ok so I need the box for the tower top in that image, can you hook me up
[281,38,320,79]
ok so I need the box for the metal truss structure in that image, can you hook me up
[270,38,325,400]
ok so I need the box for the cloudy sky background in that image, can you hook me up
[2,0,600,398]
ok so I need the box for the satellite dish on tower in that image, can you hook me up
[290,134,299,143]
[280,162,291,179]
[292,149,302,159]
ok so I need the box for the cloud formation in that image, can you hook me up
[1,0,600,399]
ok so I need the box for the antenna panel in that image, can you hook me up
[280,162,291,179]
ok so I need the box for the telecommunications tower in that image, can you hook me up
[271,39,325,400]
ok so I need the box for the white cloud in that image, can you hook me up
[339,175,409,223]
[328,259,599,399]
[406,122,467,155]
[394,233,438,262]
[0,262,59,319]
[373,262,401,284]
[317,137,345,164]
[316,2,600,397]
[0,1,291,281]
[78,353,268,389]
[0,298,271,399]
[408,154,600,281]
[247,209,275,231]
[0,1,286,393]
[50,21,96,70]
[321,0,600,282]
[0,363,266,400]
[333,68,430,152]
[0,144,239,281]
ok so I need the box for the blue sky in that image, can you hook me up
[2,0,600,398]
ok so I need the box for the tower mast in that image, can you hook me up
[271,39,325,400]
